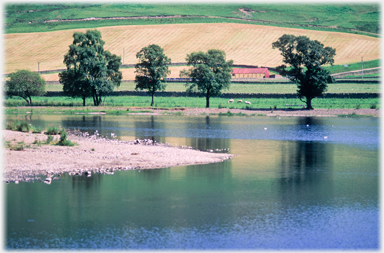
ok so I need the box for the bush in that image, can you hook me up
[45,135,53,144]
[45,126,60,135]
[56,129,76,146]
[6,120,32,132]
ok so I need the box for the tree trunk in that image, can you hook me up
[306,97,313,110]
[23,96,30,105]
[206,94,210,108]
[82,96,86,106]
[92,90,97,106]
[151,91,155,107]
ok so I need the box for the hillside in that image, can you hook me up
[4,23,380,75]
[4,3,380,35]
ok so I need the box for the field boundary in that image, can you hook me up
[331,67,381,78]
[44,91,380,99]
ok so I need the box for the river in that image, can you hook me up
[5,114,379,249]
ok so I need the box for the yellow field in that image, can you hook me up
[5,23,380,78]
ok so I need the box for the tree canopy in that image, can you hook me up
[5,69,46,105]
[134,44,171,106]
[272,34,336,110]
[59,29,122,106]
[180,49,233,108]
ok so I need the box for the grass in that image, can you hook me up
[45,81,380,94]
[5,141,28,151]
[5,120,41,132]
[5,3,379,35]
[324,59,380,74]
[5,120,77,148]
[4,96,380,113]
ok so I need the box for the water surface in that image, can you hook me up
[6,115,379,249]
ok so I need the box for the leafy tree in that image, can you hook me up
[272,34,336,110]
[59,30,122,106]
[180,49,233,108]
[134,44,171,106]
[5,69,46,105]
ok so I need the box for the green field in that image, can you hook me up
[44,81,380,94]
[324,59,380,74]
[5,95,380,111]
[5,3,379,36]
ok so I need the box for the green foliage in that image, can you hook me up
[6,120,33,132]
[272,35,336,110]
[45,126,60,135]
[5,70,46,105]
[6,141,26,151]
[135,44,171,106]
[59,30,122,106]
[56,129,76,146]
[45,135,54,144]
[180,49,233,108]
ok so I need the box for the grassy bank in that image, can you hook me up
[324,59,380,74]
[5,96,380,113]
[5,3,379,36]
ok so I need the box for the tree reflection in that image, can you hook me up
[133,115,166,143]
[137,168,168,182]
[278,117,333,202]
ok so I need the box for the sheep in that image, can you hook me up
[245,101,251,105]
[237,100,243,103]
[228,99,234,103]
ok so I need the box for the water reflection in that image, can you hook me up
[5,114,379,249]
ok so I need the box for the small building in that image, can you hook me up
[231,68,270,78]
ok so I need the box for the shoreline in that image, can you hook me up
[3,130,233,183]
[6,107,380,117]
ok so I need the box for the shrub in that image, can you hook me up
[370,103,377,109]
[45,126,60,135]
[6,120,32,132]
[56,129,76,146]
[45,135,53,144]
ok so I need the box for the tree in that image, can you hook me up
[272,34,336,110]
[134,44,171,106]
[180,49,233,108]
[5,69,46,105]
[59,30,122,106]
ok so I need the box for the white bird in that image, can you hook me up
[324,136,328,139]
[111,133,115,138]
[264,127,267,130]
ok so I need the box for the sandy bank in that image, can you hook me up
[3,130,233,183]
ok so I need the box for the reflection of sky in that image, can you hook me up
[111,116,379,150]
[24,115,379,150]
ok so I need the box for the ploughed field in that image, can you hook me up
[5,23,380,75]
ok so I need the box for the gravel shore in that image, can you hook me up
[3,130,233,183]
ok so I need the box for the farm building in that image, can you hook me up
[231,68,270,78]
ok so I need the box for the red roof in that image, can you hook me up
[232,68,269,78]
[232,68,269,74]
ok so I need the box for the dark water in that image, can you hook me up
[5,115,379,249]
